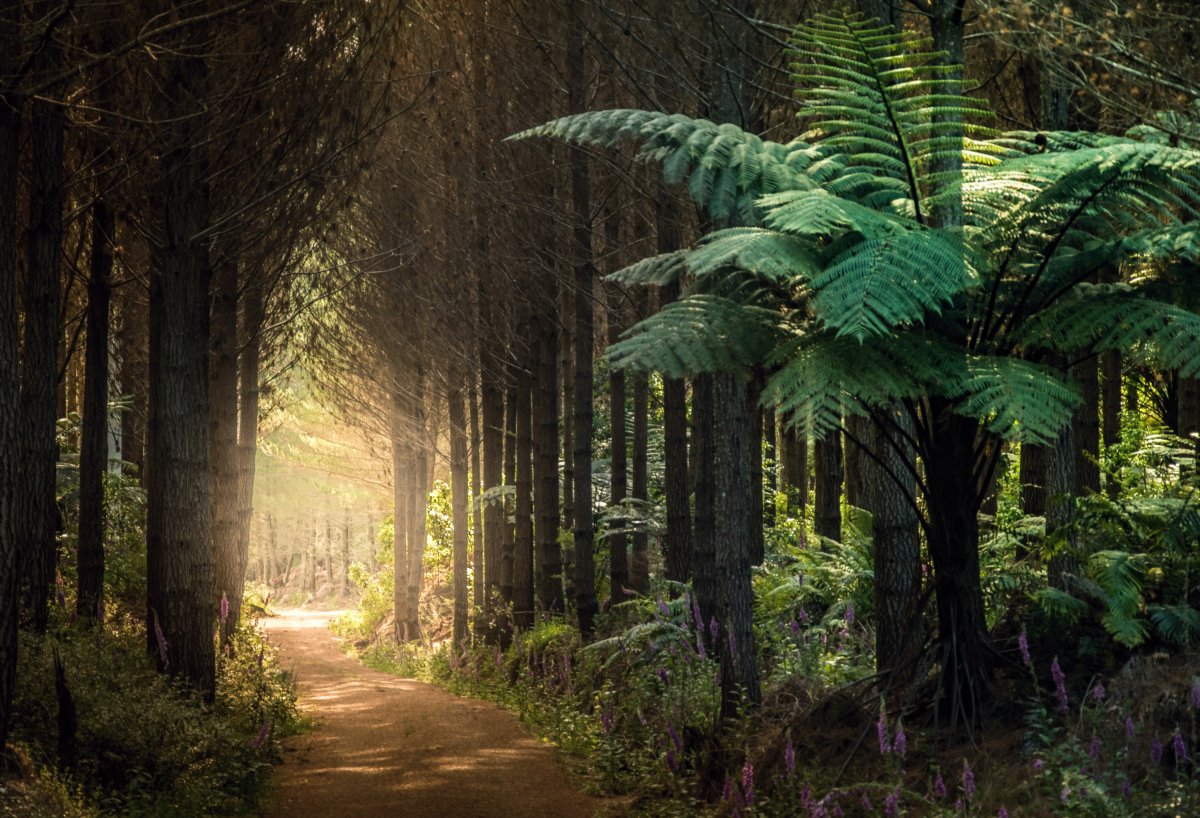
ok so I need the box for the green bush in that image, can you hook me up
[11,617,301,818]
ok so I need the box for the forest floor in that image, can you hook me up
[262,609,609,818]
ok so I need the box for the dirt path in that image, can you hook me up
[261,609,606,818]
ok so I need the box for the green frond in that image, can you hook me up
[948,356,1078,444]
[683,227,820,286]
[1149,604,1200,647]
[606,250,688,287]
[1018,283,1200,377]
[1034,587,1089,624]
[510,109,821,222]
[607,295,780,378]
[760,188,910,239]
[810,229,972,340]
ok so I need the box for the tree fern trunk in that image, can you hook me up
[814,431,843,543]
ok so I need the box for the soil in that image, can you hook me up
[262,609,608,818]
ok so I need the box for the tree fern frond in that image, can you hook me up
[760,188,910,239]
[810,229,972,340]
[606,250,688,287]
[510,109,821,222]
[1017,283,1200,377]
[683,227,820,286]
[948,356,1079,443]
[607,295,780,378]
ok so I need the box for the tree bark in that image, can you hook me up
[748,377,765,566]
[567,0,599,636]
[341,507,351,596]
[1102,350,1122,497]
[1074,356,1101,494]
[691,375,717,639]
[513,353,535,629]
[629,370,650,594]
[481,365,504,635]
[449,384,469,643]
[780,422,807,516]
[210,260,240,644]
[470,376,484,624]
[714,374,760,717]
[391,385,409,641]
[232,276,264,628]
[77,199,114,625]
[534,317,563,612]
[0,0,21,752]
[501,377,517,608]
[814,431,843,543]
[607,289,629,603]
[19,2,67,632]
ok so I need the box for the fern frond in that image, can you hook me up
[760,188,910,239]
[683,227,820,286]
[948,355,1079,443]
[810,229,972,339]
[511,109,821,222]
[607,295,781,378]
[607,250,688,287]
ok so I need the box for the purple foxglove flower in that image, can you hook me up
[220,591,230,627]
[667,724,683,753]
[894,725,907,759]
[1091,683,1105,702]
[933,771,947,798]
[798,607,809,625]
[55,587,66,609]
[884,787,900,818]
[1173,731,1187,763]
[785,740,796,777]
[831,804,844,818]
[154,616,169,666]
[1033,758,1044,771]
[1125,716,1135,739]
[1051,656,1069,713]
[877,711,892,755]
[249,718,271,749]
[1088,734,1102,761]
[600,704,614,734]
[1152,737,1164,764]
[1121,780,1131,798]
[845,603,855,625]
[691,595,703,632]
[1018,630,1031,667]
[962,760,976,800]
[722,774,733,802]
[657,599,671,619]
[742,760,754,805]
[955,799,963,811]
[790,619,800,637]
[665,750,677,772]
[998,809,1008,818]
[656,667,669,685]
[859,791,872,811]
[695,632,706,659]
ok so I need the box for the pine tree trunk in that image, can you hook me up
[843,416,867,510]
[814,432,843,543]
[567,0,598,636]
[450,384,470,643]
[629,370,650,594]
[560,274,575,536]
[232,277,263,628]
[691,375,717,638]
[19,10,66,632]
[0,6,21,750]
[482,366,504,635]
[866,408,923,689]
[324,512,334,593]
[608,288,629,603]
[470,377,484,622]
[391,386,410,641]
[305,520,317,595]
[1074,357,1101,494]
[513,353,535,629]
[714,374,760,717]
[210,260,240,644]
[780,423,807,516]
[1102,351,1122,498]
[341,507,351,596]
[534,317,563,612]
[77,199,114,625]
[501,378,517,608]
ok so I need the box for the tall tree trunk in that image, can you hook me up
[748,377,765,566]
[77,198,115,625]
[19,3,66,632]
[924,409,992,726]
[0,0,21,751]
[1102,351,1122,497]
[1046,418,1079,589]
[1074,357,1101,494]
[470,377,484,624]
[866,408,922,690]
[567,0,599,636]
[449,384,470,643]
[406,374,428,641]
[608,289,629,603]
[814,432,843,543]
[534,317,563,612]
[210,260,240,644]
[341,507,351,596]
[324,512,334,591]
[779,423,807,516]
[843,416,867,510]
[481,366,504,634]
[714,374,760,717]
[629,370,650,594]
[501,377,517,607]
[691,375,717,640]
[513,355,535,629]
[560,275,575,537]
[305,520,317,595]
[232,277,264,628]
[391,386,410,641]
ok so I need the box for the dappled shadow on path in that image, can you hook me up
[263,609,605,818]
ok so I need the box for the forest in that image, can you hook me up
[2,1,1200,817]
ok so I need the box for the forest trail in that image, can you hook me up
[262,609,607,818]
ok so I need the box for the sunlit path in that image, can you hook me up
[262,609,604,818]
